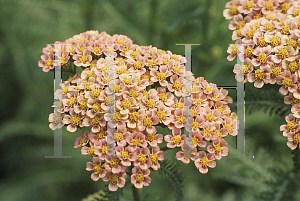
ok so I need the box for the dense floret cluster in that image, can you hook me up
[224,0,300,150]
[39,30,238,191]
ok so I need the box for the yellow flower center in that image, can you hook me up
[143,91,150,99]
[45,58,53,67]
[245,47,254,58]
[96,131,106,140]
[292,97,300,105]
[231,45,238,56]
[120,150,129,160]
[137,153,147,164]
[281,25,291,35]
[70,115,81,127]
[254,13,263,19]
[229,5,239,16]
[131,51,140,59]
[114,84,121,93]
[191,109,197,116]
[171,135,182,145]
[270,36,280,47]
[263,1,274,10]
[157,110,167,121]
[91,116,101,127]
[79,55,88,64]
[150,153,159,164]
[114,112,122,122]
[92,103,101,113]
[132,137,142,146]
[279,3,290,14]
[135,172,145,182]
[145,99,156,109]
[158,93,167,102]
[265,23,275,32]
[175,102,184,109]
[156,72,166,81]
[101,145,107,155]
[192,121,200,129]
[200,157,210,167]
[206,113,215,122]
[171,55,179,61]
[255,69,265,81]
[202,128,211,137]
[236,21,245,30]
[246,29,255,39]
[80,136,89,145]
[117,39,125,45]
[123,78,132,85]
[162,59,169,65]
[68,97,77,107]
[79,38,87,42]
[282,77,292,88]
[147,59,157,67]
[172,81,183,91]
[258,37,268,47]
[277,48,289,60]
[293,133,300,145]
[257,53,268,64]
[287,61,299,73]
[193,98,203,104]
[172,66,182,74]
[146,133,155,142]
[114,132,123,142]
[109,174,120,185]
[224,123,233,132]
[88,146,96,157]
[294,8,300,17]
[192,137,199,145]
[129,89,138,98]
[116,68,127,75]
[93,164,103,175]
[213,144,222,154]
[92,47,101,54]
[91,89,100,99]
[143,117,153,127]
[287,39,298,49]
[271,67,282,77]
[110,158,121,168]
[244,1,255,10]
[133,61,143,70]
[121,99,131,109]
[129,112,139,123]
[236,29,243,37]
[287,121,296,132]
[243,65,250,75]
[176,115,185,124]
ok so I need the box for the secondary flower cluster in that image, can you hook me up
[40,30,238,191]
[224,0,300,150]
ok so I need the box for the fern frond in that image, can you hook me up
[81,185,123,201]
[245,84,290,117]
[158,159,184,201]
[292,148,300,171]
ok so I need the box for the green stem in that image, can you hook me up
[132,184,141,201]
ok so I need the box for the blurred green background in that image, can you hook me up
[1,0,299,200]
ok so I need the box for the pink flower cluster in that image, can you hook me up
[224,0,300,150]
[40,30,238,191]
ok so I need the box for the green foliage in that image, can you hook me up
[157,159,184,201]
[82,186,123,201]
[292,148,300,171]
[245,84,291,117]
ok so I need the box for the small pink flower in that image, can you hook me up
[115,146,136,167]
[126,131,147,152]
[73,49,92,67]
[82,113,106,133]
[247,65,271,88]
[175,144,197,164]
[276,70,297,95]
[238,0,259,14]
[131,166,151,189]
[86,157,107,181]
[227,44,239,61]
[291,104,300,118]
[144,129,163,147]
[257,0,279,15]
[286,130,300,150]
[223,0,241,19]
[251,46,272,67]
[193,151,216,174]
[149,146,164,170]
[170,108,186,128]
[137,110,159,134]
[38,53,55,72]
[103,157,126,174]
[49,112,64,130]
[62,108,84,132]
[233,59,254,82]
[74,130,91,148]
[207,139,229,160]
[102,171,126,191]
[222,117,238,136]
[164,128,186,148]
[167,75,185,97]
[133,147,151,170]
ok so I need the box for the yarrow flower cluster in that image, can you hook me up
[39,30,238,191]
[224,0,300,150]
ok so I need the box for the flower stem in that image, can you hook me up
[132,184,141,201]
